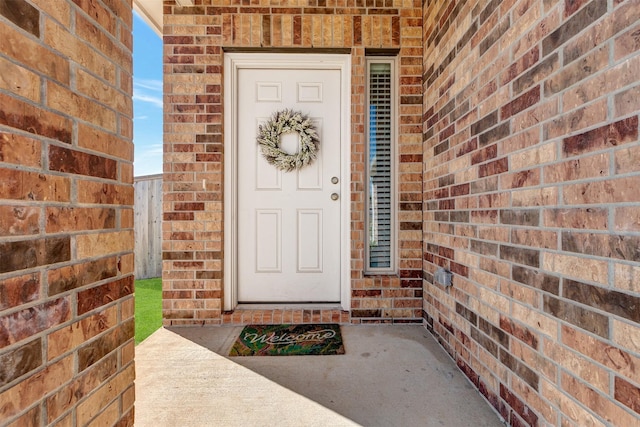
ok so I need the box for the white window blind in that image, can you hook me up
[366,60,395,272]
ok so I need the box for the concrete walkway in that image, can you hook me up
[135,325,505,426]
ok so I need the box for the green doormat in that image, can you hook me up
[229,324,345,356]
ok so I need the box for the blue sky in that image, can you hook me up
[133,13,163,176]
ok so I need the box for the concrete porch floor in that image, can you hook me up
[135,325,505,426]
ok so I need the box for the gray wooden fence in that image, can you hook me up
[134,174,162,279]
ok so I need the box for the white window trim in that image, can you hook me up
[364,56,398,275]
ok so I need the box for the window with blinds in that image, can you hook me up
[366,59,395,272]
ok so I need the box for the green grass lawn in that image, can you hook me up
[135,277,162,345]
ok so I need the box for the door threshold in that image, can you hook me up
[235,303,344,311]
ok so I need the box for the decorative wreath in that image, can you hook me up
[257,109,319,172]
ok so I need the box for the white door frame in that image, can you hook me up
[223,52,351,311]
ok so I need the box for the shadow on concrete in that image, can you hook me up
[135,325,505,426]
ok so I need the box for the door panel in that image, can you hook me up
[237,68,342,303]
[297,209,322,272]
[255,209,281,272]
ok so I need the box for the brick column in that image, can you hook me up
[0,0,135,425]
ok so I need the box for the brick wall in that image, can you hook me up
[163,0,424,325]
[0,0,135,425]
[423,0,640,425]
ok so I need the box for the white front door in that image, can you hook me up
[227,55,348,304]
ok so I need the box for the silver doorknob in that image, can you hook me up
[331,176,339,184]
[331,193,339,201]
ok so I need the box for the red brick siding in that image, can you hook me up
[0,0,135,425]
[423,0,640,426]
[163,0,424,325]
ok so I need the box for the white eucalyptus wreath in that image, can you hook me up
[257,109,319,172]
